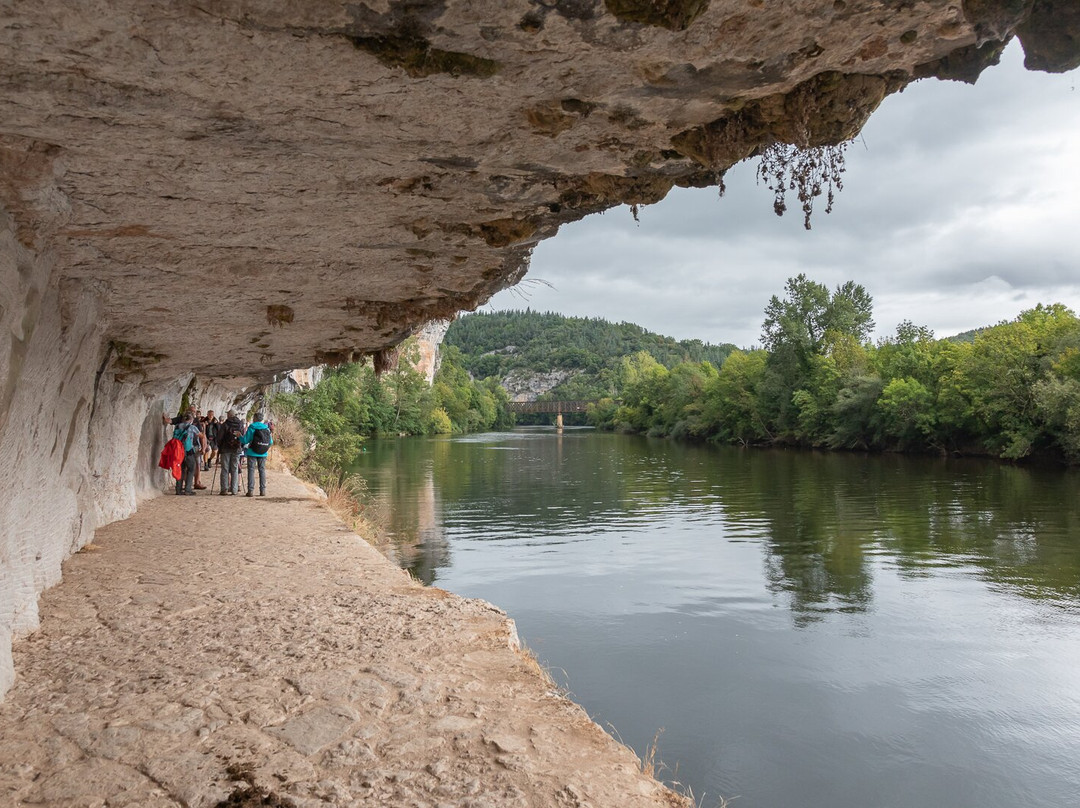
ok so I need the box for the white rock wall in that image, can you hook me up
[413,320,452,384]
[1,214,98,695]
[0,208,244,699]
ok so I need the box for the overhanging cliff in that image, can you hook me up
[1,0,1077,697]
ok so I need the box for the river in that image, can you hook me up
[349,428,1080,808]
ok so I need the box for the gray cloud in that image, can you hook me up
[489,44,1080,348]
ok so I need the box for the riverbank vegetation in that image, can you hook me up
[272,341,513,444]
[268,340,512,533]
[588,276,1080,463]
[268,340,514,506]
[272,279,1080,468]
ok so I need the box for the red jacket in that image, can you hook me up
[158,438,185,480]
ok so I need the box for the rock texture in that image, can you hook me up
[503,368,582,403]
[0,469,690,807]
[268,366,326,395]
[4,1,1078,384]
[412,319,453,384]
[1,0,1077,696]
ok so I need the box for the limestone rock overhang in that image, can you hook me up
[2,0,1077,386]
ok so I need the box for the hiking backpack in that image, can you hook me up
[248,427,272,454]
[173,424,194,452]
[219,425,242,453]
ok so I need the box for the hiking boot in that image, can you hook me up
[194,484,207,490]
[259,492,266,497]
[218,490,227,496]
[245,491,253,497]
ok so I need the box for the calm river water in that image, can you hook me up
[350,428,1080,808]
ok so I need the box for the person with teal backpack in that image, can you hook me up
[241,411,273,497]
[171,411,202,496]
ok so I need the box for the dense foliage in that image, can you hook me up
[270,340,514,467]
[272,279,1080,465]
[590,275,1080,464]
[445,310,737,401]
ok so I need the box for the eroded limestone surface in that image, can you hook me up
[3,0,1077,383]
[0,469,689,807]
[1,0,1078,697]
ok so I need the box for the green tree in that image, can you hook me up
[828,374,884,449]
[762,274,874,355]
[613,351,669,433]
[432,345,513,433]
[697,350,770,444]
[383,340,433,434]
[654,361,717,438]
[874,321,937,384]
[761,274,833,356]
[760,275,875,438]
[1033,376,1080,460]
[877,377,935,449]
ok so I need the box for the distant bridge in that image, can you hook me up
[507,400,596,414]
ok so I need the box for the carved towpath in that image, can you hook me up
[0,469,687,807]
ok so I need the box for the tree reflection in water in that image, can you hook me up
[351,431,1080,621]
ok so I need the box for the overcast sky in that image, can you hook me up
[486,43,1080,349]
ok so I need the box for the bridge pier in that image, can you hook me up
[556,412,563,431]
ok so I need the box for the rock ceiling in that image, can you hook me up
[2,0,1076,384]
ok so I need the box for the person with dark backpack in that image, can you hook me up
[217,410,245,495]
[241,410,274,497]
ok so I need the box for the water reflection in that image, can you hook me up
[351,430,1080,808]
[351,430,1080,620]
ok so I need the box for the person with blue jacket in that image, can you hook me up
[241,411,274,497]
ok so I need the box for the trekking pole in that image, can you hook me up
[210,456,218,495]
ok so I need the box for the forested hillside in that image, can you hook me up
[445,310,737,400]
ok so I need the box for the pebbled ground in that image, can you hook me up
[0,468,688,808]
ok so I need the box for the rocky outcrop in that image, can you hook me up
[412,319,453,384]
[502,369,581,403]
[1,1,1077,697]
[268,366,326,395]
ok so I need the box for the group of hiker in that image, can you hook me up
[160,406,274,497]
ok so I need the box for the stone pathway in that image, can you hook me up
[0,469,689,807]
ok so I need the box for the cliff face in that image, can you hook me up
[412,320,453,384]
[1,0,1076,696]
[503,369,581,403]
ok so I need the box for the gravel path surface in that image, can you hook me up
[0,468,688,808]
